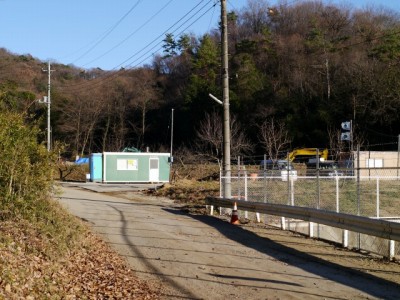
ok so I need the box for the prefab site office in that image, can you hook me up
[91,152,170,183]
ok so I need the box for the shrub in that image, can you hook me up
[0,112,54,220]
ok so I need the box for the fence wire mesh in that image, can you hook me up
[223,167,400,258]
[229,168,400,218]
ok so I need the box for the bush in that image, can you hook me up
[0,112,85,258]
[0,112,54,220]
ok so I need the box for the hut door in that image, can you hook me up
[149,158,159,182]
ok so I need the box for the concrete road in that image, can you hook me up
[57,184,400,300]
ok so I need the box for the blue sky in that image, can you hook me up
[0,0,399,71]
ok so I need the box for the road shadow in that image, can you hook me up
[163,208,400,299]
[109,205,340,300]
[57,196,166,208]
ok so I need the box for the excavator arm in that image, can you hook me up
[288,148,328,162]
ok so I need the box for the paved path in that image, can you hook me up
[57,185,400,300]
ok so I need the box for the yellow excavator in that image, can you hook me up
[288,148,329,163]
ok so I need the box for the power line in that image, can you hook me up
[85,1,218,92]
[365,126,400,139]
[129,2,218,68]
[72,0,143,64]
[59,0,210,91]
[87,0,209,71]
[58,0,216,92]
[81,0,176,68]
[120,0,215,68]
[206,1,218,33]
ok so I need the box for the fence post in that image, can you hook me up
[316,149,320,209]
[287,151,290,205]
[336,176,340,213]
[281,216,286,230]
[389,240,395,260]
[376,177,380,218]
[219,166,222,198]
[309,222,314,238]
[343,229,349,248]
[237,156,241,201]
[290,177,295,206]
[357,144,361,250]
[255,212,261,223]
[255,170,260,223]
[263,154,267,224]
[244,170,248,220]
[219,165,222,216]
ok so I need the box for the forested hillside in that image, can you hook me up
[1,0,400,162]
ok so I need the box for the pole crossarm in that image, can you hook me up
[205,197,400,242]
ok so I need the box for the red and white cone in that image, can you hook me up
[230,202,239,224]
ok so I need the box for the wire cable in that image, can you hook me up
[81,0,176,68]
[364,126,400,139]
[125,1,218,69]
[72,0,143,64]
[58,0,215,92]
[118,0,214,69]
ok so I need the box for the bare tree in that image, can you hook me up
[258,118,290,160]
[57,88,104,156]
[129,68,161,149]
[196,111,253,160]
[327,126,345,161]
[195,111,222,159]
[239,0,271,35]
[230,116,254,157]
[327,124,367,162]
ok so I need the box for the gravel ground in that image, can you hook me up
[57,186,400,299]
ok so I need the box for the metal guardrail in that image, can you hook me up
[205,197,400,242]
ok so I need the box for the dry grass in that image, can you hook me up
[0,201,160,299]
[149,178,219,209]
[149,163,221,215]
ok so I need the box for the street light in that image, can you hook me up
[209,93,223,105]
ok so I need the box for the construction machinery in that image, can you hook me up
[288,148,329,163]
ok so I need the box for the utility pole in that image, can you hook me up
[170,108,174,166]
[221,0,231,199]
[397,134,400,178]
[168,108,174,182]
[41,61,55,151]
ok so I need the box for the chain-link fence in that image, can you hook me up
[220,167,400,258]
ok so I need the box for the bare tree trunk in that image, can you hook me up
[102,114,111,153]
[141,101,147,147]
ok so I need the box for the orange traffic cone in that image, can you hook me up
[230,202,240,224]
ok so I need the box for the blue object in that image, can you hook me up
[75,157,89,164]
[89,153,103,182]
